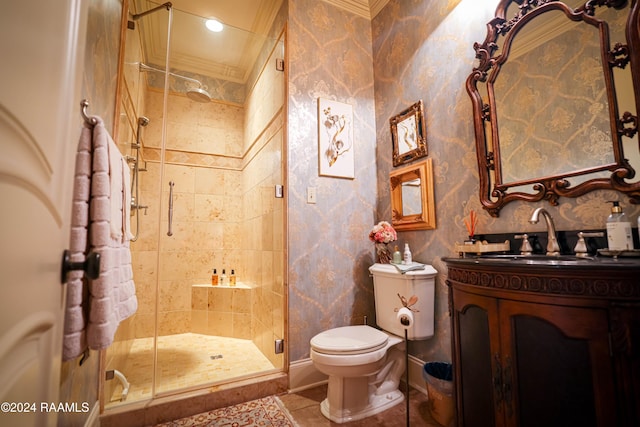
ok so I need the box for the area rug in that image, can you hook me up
[154,396,298,427]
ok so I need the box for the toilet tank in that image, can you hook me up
[369,263,438,340]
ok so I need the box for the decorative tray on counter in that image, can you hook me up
[455,240,510,255]
[597,249,640,258]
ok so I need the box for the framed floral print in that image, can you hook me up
[389,100,427,167]
[318,98,354,179]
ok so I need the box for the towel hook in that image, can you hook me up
[80,99,98,126]
[60,249,101,284]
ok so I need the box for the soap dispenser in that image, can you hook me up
[211,268,218,286]
[392,245,402,264]
[606,201,633,250]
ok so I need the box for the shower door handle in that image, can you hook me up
[167,181,174,236]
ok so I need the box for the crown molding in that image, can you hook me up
[321,0,391,20]
[321,0,370,19]
[369,0,390,18]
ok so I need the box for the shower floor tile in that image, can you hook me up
[107,333,275,406]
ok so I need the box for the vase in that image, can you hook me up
[375,243,392,264]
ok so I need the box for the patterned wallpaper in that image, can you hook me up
[370,0,640,364]
[285,0,640,365]
[287,0,378,361]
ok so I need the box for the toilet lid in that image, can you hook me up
[310,325,389,355]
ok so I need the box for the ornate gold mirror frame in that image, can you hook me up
[390,158,436,231]
[467,0,640,217]
[390,101,428,167]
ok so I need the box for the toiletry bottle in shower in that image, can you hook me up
[211,268,218,286]
[220,269,227,285]
[229,269,236,286]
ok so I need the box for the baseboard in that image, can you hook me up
[288,358,328,393]
[288,355,428,395]
[408,355,428,395]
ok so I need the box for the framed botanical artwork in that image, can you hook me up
[318,98,354,179]
[389,100,427,167]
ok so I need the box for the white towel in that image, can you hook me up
[108,144,134,242]
[109,142,124,241]
[393,262,426,274]
[63,117,138,361]
[122,156,134,240]
[63,124,92,359]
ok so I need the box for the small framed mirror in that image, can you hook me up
[390,101,428,166]
[390,158,436,231]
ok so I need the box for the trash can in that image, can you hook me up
[423,362,454,427]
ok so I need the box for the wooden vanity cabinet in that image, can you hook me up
[445,259,640,427]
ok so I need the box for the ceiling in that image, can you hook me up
[132,0,390,83]
[166,0,390,24]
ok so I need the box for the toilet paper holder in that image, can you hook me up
[395,293,419,326]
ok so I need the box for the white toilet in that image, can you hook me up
[310,263,438,423]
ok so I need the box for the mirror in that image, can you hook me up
[467,0,640,217]
[390,159,436,231]
[390,100,428,166]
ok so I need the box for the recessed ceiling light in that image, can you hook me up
[205,19,224,32]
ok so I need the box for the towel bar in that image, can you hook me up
[60,249,100,283]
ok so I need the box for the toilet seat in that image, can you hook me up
[310,325,389,355]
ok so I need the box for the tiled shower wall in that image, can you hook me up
[134,90,245,337]
[240,33,286,367]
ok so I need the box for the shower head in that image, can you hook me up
[139,62,211,103]
[186,87,212,103]
[138,116,150,126]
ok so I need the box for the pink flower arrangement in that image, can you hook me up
[369,221,397,244]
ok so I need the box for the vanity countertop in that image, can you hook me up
[444,253,640,269]
[444,255,640,300]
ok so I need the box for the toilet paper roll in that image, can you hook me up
[397,307,414,329]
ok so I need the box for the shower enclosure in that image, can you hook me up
[104,0,286,408]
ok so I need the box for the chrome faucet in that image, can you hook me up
[528,208,560,256]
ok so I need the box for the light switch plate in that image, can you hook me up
[275,185,283,198]
[307,187,317,204]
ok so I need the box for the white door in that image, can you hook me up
[0,1,88,426]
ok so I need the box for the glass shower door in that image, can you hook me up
[105,0,171,407]
[104,0,286,409]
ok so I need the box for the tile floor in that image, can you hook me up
[107,333,276,406]
[279,384,444,427]
[105,333,445,425]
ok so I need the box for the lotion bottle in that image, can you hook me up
[229,269,237,286]
[220,269,227,285]
[606,201,633,250]
[403,243,412,265]
[211,268,218,286]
